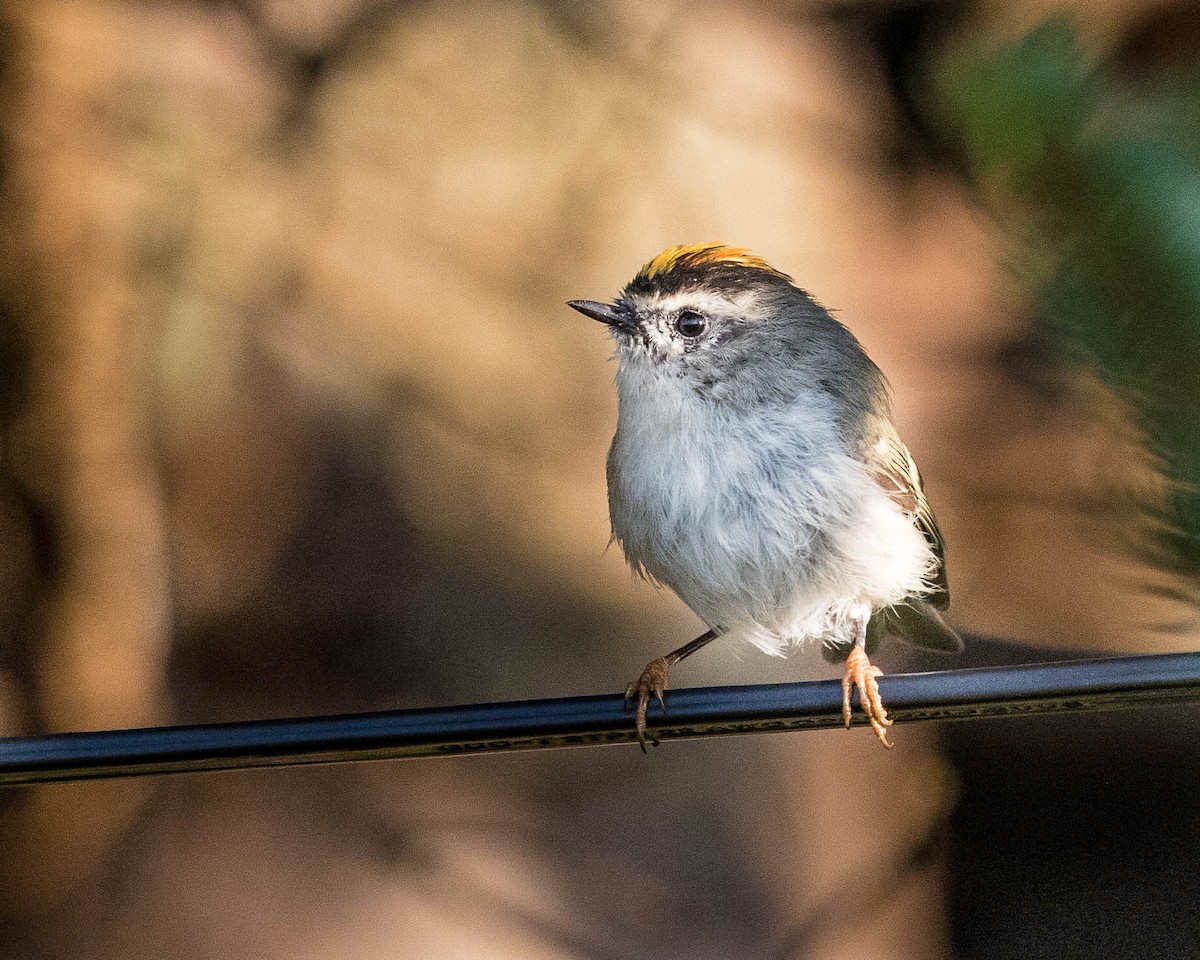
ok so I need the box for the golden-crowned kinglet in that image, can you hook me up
[569,243,961,750]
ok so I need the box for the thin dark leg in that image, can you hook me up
[664,629,718,667]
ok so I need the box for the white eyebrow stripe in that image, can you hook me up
[638,288,763,318]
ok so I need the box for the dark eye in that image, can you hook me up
[674,310,708,338]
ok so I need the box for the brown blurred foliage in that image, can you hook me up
[0,1,1193,958]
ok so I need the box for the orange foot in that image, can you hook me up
[841,647,894,749]
[625,657,671,752]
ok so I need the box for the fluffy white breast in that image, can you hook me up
[608,358,936,655]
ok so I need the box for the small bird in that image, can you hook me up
[569,243,961,750]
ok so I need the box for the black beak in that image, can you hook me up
[567,299,633,332]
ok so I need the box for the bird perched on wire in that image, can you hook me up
[569,243,961,750]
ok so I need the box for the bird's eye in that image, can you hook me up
[674,310,708,338]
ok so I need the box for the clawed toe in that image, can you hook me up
[625,656,671,752]
[841,647,894,749]
[620,632,718,753]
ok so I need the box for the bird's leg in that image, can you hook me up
[625,630,717,752]
[841,615,894,749]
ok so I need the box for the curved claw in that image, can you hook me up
[625,656,671,752]
[841,647,894,749]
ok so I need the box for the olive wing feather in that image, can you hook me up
[832,433,964,658]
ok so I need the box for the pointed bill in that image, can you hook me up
[567,300,635,332]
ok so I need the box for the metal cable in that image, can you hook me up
[1,651,1198,786]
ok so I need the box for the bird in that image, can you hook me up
[568,243,961,750]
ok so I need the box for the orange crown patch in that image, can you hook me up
[636,243,783,281]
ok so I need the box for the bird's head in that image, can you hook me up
[568,243,840,402]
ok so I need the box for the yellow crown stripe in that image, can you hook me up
[637,243,778,280]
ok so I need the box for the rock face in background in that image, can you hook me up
[0,2,1195,958]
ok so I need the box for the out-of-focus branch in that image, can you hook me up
[205,0,419,131]
[0,6,172,918]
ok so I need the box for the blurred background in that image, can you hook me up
[0,1,1198,957]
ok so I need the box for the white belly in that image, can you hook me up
[608,379,935,655]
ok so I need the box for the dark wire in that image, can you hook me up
[1,651,1198,786]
